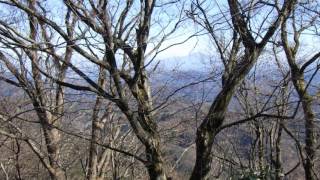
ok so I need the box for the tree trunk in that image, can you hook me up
[292,74,316,180]
[190,87,235,180]
[87,64,107,180]
[87,120,99,180]
[256,125,265,179]
[302,97,316,180]
[145,139,167,180]
[43,122,65,180]
[280,8,316,178]
[49,169,66,180]
[34,108,65,180]
[190,128,214,180]
[274,123,283,180]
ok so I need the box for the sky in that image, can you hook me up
[1,0,320,72]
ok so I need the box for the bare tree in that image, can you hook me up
[1,0,320,179]
[280,2,320,179]
[0,0,185,179]
[187,0,296,179]
[0,0,77,179]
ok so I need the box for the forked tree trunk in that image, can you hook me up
[190,0,294,178]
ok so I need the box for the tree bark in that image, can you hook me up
[87,119,99,180]
[281,16,317,179]
[145,136,167,180]
[190,0,295,178]
[289,72,316,180]
[87,67,106,180]
[35,110,66,180]
[190,81,239,180]
[190,128,214,180]
[274,123,283,180]
[294,76,316,180]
